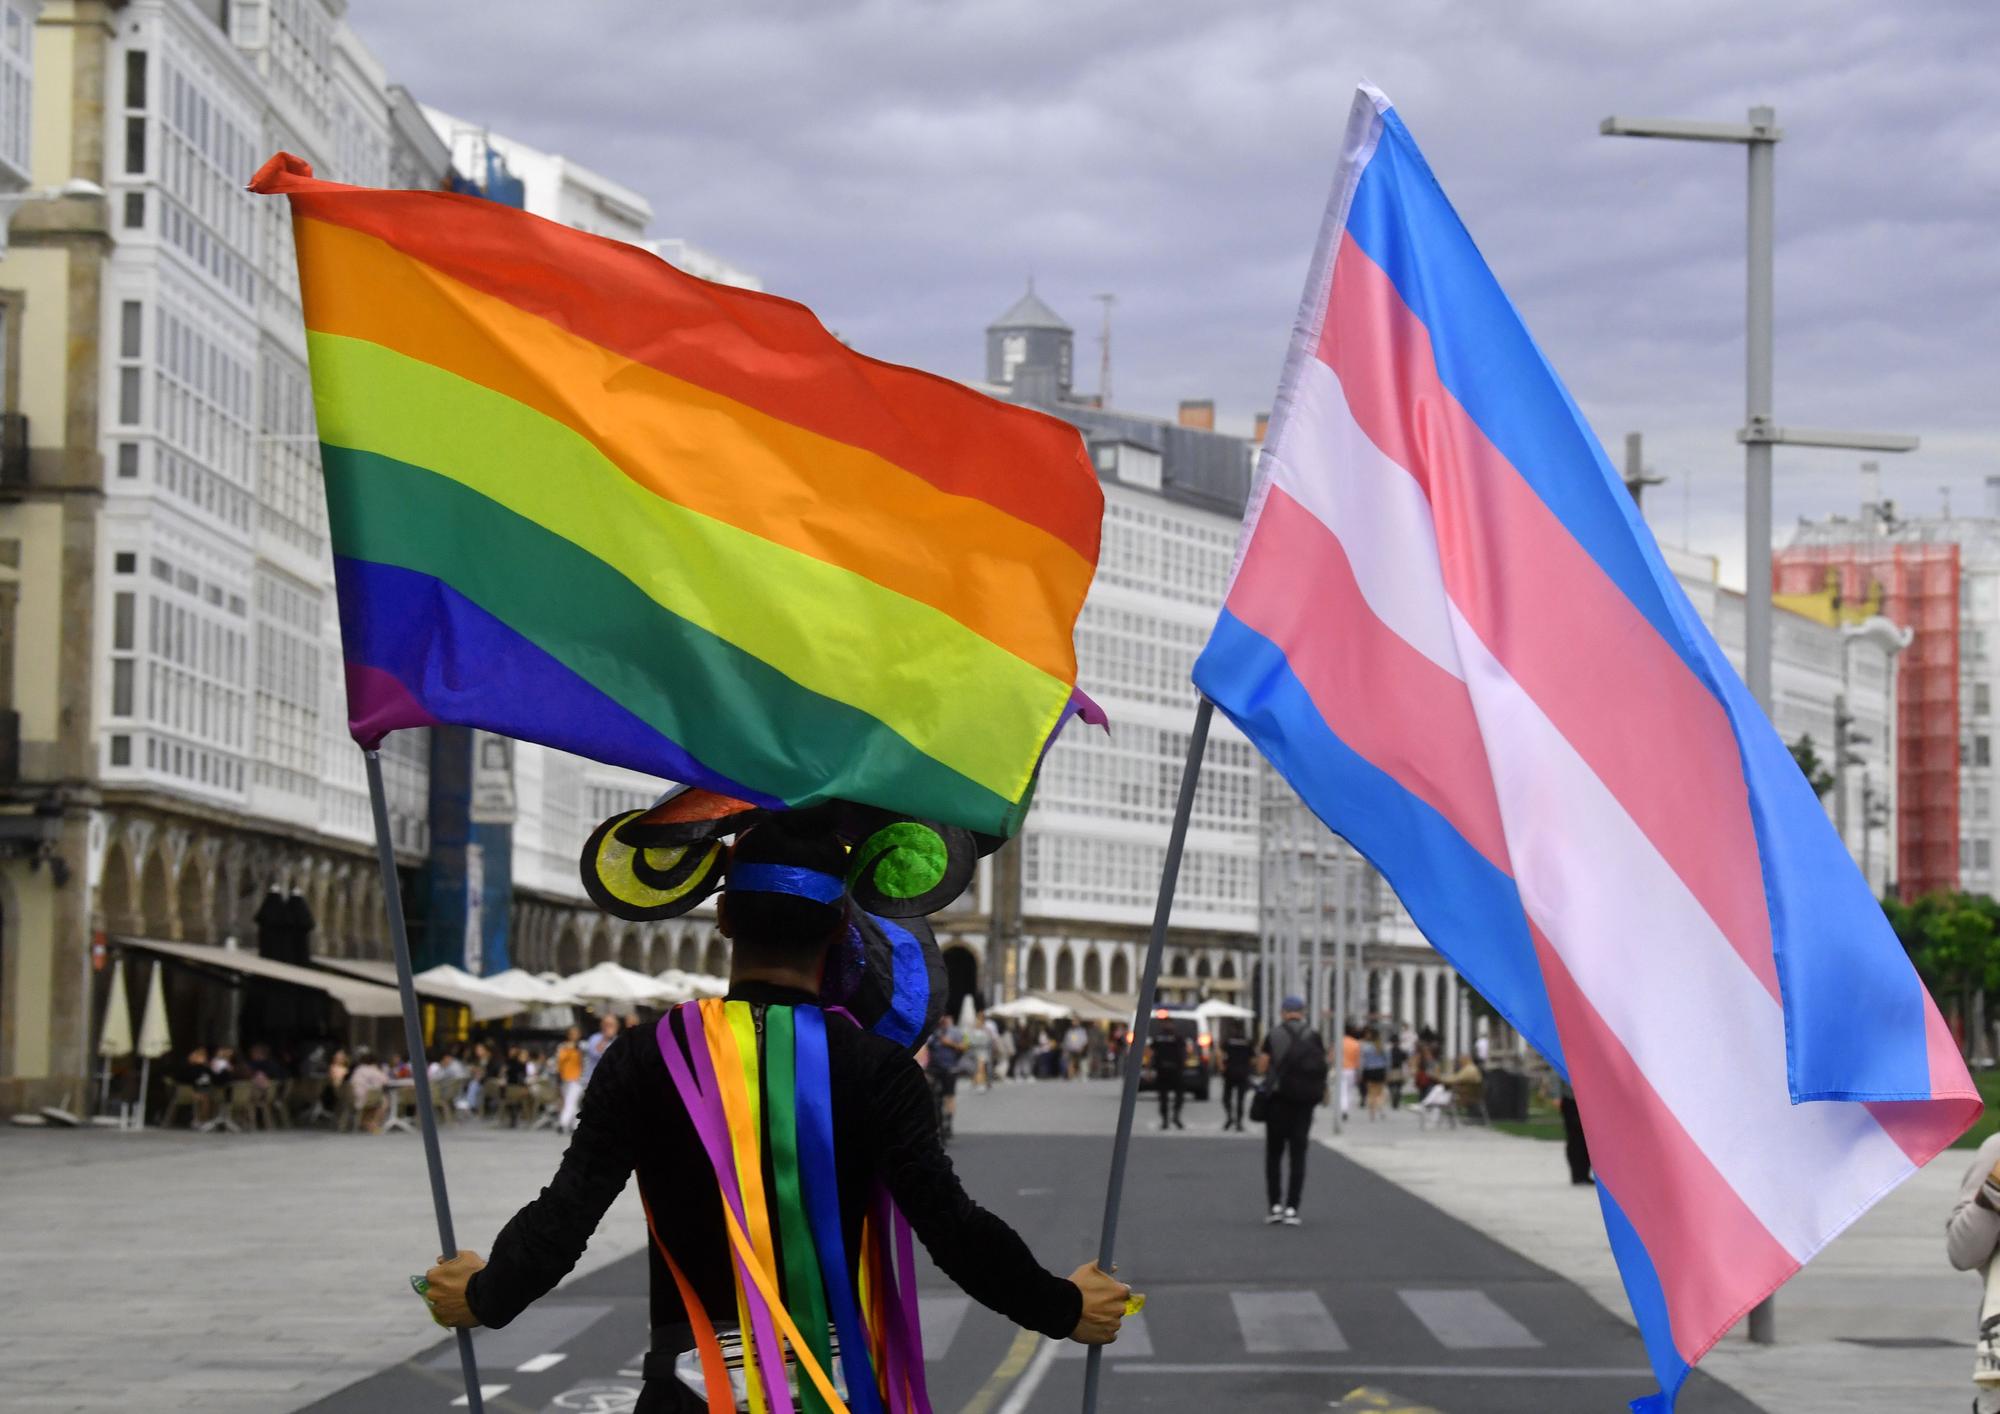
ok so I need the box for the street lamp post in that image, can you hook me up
[0,177,106,257]
[1602,104,1919,1347]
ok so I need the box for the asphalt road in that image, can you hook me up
[304,1128,1763,1414]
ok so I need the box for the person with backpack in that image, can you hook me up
[1256,995,1328,1226]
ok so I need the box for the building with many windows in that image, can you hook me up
[959,285,1464,1032]
[1782,491,2000,899]
[0,0,455,1113]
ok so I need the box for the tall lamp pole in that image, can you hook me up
[1601,105,1919,1346]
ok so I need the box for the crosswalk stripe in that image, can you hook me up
[515,1352,565,1374]
[449,1385,508,1406]
[1229,1289,1348,1354]
[1398,1289,1541,1349]
[920,1295,972,1361]
[1053,1312,1152,1359]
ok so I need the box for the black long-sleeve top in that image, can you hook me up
[466,982,1081,1374]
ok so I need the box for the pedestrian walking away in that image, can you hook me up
[1339,1025,1361,1122]
[967,1011,995,1091]
[1220,1030,1254,1131]
[927,1016,966,1142]
[1151,1023,1188,1130]
[417,799,1131,1412]
[1258,996,1327,1226]
[554,1026,586,1134]
[582,1013,620,1086]
[1558,1075,1592,1185]
[1360,1031,1389,1121]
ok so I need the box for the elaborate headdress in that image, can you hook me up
[580,785,997,1052]
[578,787,999,1414]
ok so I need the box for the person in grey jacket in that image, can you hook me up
[1946,1131,2000,1410]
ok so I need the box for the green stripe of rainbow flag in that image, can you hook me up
[251,153,1104,836]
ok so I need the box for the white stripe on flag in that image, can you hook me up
[1272,351,1915,1259]
[1265,357,1464,679]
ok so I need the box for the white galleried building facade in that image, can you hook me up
[0,1,762,1114]
[0,0,465,1113]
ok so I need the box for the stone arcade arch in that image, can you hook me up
[1025,945,1049,992]
[618,929,645,973]
[1109,950,1131,995]
[555,924,584,976]
[138,846,174,939]
[588,920,617,968]
[1054,947,1076,991]
[701,934,729,977]
[1082,951,1103,992]
[941,944,979,1021]
[98,838,135,935]
[676,933,700,973]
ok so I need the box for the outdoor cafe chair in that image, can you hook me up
[160,1083,208,1130]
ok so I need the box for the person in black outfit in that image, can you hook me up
[1219,1033,1254,1131]
[1151,1026,1188,1130]
[1559,1076,1593,1185]
[419,816,1130,1411]
[1258,996,1323,1226]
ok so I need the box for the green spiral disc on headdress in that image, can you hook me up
[844,815,976,917]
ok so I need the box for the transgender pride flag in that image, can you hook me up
[1192,85,1979,1411]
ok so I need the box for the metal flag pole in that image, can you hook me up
[364,748,486,1414]
[1081,697,1213,1414]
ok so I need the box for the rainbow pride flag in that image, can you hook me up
[250,154,1102,836]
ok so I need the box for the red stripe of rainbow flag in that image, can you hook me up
[250,153,1103,835]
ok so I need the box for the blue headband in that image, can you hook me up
[726,863,847,906]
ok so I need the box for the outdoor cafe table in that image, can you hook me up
[380,1077,416,1135]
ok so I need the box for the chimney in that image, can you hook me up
[1177,399,1214,431]
[1253,412,1270,444]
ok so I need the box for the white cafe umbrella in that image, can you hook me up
[96,957,133,1116]
[650,968,700,1004]
[482,967,568,1005]
[555,960,675,1010]
[655,967,727,1001]
[98,958,134,1057]
[958,995,979,1031]
[986,996,1072,1020]
[134,960,173,1130]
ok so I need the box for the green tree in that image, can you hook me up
[1883,890,2000,1057]
[1789,734,1836,799]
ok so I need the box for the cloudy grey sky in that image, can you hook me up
[346,0,1998,588]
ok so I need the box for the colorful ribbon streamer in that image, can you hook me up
[655,1000,931,1414]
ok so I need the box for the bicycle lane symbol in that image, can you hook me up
[544,1384,641,1413]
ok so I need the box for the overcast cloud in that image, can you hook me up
[345,0,1999,587]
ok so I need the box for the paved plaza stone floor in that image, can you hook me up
[0,1074,1983,1412]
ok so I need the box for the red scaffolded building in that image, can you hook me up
[1773,537,1960,899]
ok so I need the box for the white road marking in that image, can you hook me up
[1119,1363,1648,1379]
[516,1352,567,1373]
[1230,1289,1348,1353]
[450,1385,509,1406]
[1053,1313,1151,1359]
[1398,1288,1541,1349]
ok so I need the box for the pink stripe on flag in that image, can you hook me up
[1226,486,1510,868]
[1318,230,1780,1005]
[1866,1004,1983,1162]
[345,661,441,749]
[1532,926,1798,1363]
